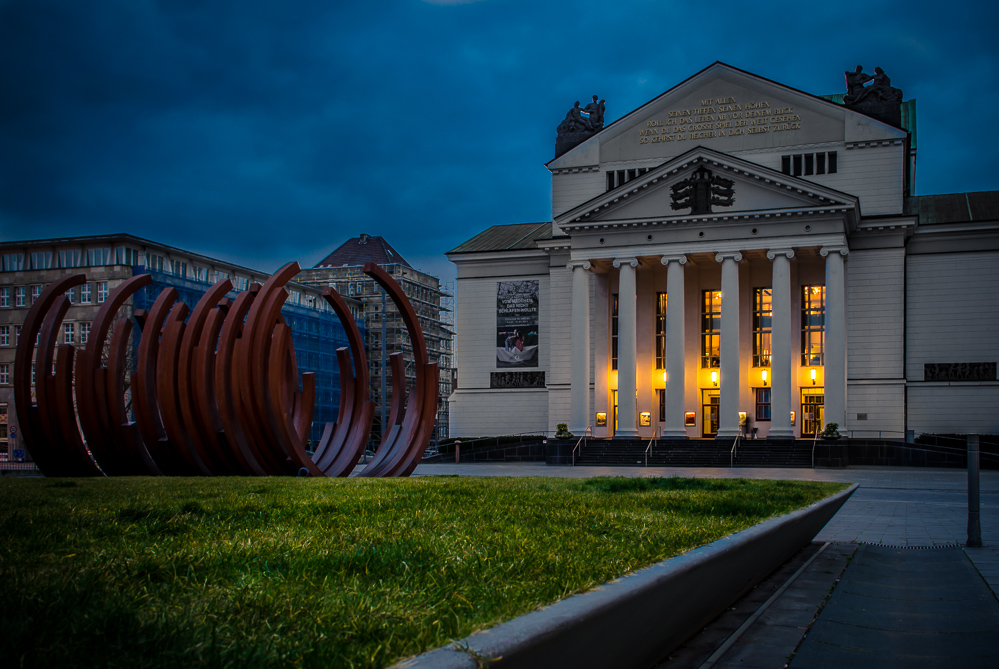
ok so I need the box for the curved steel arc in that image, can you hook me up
[132,287,179,469]
[12,274,87,476]
[357,263,436,477]
[192,302,239,474]
[75,274,153,474]
[105,316,161,475]
[313,287,374,477]
[176,279,234,474]
[214,284,267,475]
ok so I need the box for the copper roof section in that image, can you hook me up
[447,222,552,254]
[905,191,999,225]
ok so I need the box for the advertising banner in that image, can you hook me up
[496,280,539,368]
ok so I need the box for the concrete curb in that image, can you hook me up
[392,483,857,669]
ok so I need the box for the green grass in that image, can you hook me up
[0,476,847,668]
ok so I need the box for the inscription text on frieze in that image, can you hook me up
[637,96,802,144]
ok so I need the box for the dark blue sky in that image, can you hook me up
[2,0,996,284]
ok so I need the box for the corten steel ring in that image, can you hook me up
[357,262,437,477]
[16,263,436,478]
[75,274,153,475]
[312,287,374,477]
[13,274,100,477]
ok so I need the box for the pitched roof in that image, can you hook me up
[314,234,411,268]
[905,191,999,225]
[447,222,553,254]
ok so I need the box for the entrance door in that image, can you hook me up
[701,389,719,437]
[801,389,824,437]
[612,390,618,432]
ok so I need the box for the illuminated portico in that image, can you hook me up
[448,63,999,443]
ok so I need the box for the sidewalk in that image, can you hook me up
[411,463,999,667]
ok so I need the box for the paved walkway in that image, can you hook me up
[410,463,999,667]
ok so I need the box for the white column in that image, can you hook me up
[613,257,639,437]
[821,247,848,431]
[569,261,591,434]
[716,252,742,438]
[767,249,795,439]
[660,254,688,438]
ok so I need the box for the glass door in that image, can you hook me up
[701,389,719,437]
[801,389,824,437]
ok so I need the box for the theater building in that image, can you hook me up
[447,63,999,440]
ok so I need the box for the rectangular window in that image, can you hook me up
[59,249,82,268]
[816,153,826,175]
[655,291,667,370]
[827,151,837,173]
[2,253,25,272]
[782,152,837,177]
[701,290,721,368]
[81,283,92,303]
[30,252,53,270]
[97,282,109,304]
[115,247,136,265]
[752,287,772,367]
[14,325,21,345]
[63,322,75,344]
[0,364,8,385]
[0,326,8,346]
[31,285,41,304]
[658,388,666,423]
[80,322,91,344]
[755,388,772,421]
[87,247,112,267]
[15,286,25,307]
[611,293,619,371]
[792,154,802,176]
[0,287,8,308]
[781,155,791,174]
[804,154,814,176]
[67,287,75,304]
[801,285,826,366]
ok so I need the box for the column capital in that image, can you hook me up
[659,254,688,266]
[766,248,795,260]
[566,260,592,271]
[714,251,743,263]
[819,246,849,257]
[612,257,639,269]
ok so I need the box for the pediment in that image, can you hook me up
[548,62,906,170]
[555,146,858,229]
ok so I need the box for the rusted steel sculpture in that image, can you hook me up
[13,260,437,478]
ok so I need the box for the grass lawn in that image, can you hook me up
[0,475,847,668]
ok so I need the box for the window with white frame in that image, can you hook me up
[97,282,109,304]
[31,285,41,304]
[14,325,21,345]
[1,254,25,271]
[67,287,75,304]
[81,283,92,303]
[59,249,82,268]
[80,322,91,344]
[63,322,75,344]
[30,252,53,270]
[0,287,7,308]
[0,325,8,347]
[15,286,25,307]
[0,364,8,385]
[752,287,772,367]
[801,285,825,366]
[87,248,112,266]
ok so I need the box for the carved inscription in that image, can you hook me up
[637,96,802,145]
[924,362,997,382]
[490,371,546,389]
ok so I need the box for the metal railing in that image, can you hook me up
[571,426,592,467]
[645,426,662,467]
[730,432,741,468]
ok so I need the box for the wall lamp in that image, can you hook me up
[711,371,718,387]
[810,368,817,385]
[761,370,768,387]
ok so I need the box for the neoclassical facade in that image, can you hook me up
[448,63,999,440]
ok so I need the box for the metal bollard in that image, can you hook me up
[968,434,982,547]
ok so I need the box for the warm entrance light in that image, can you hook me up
[761,370,768,386]
[711,371,718,387]
[663,371,668,384]
[810,368,817,385]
